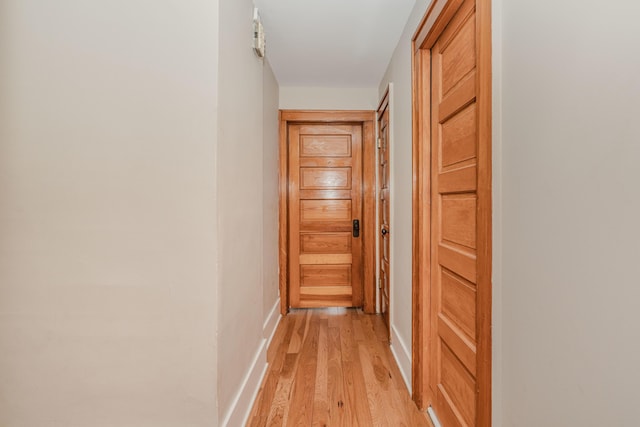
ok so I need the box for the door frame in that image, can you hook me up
[376,87,391,337]
[279,110,377,315]
[411,0,492,424]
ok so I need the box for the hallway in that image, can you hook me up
[247,308,431,426]
[3,0,640,425]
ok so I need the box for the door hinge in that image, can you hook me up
[378,278,382,290]
[377,138,382,149]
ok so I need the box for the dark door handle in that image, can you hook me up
[381,228,388,236]
[353,219,360,238]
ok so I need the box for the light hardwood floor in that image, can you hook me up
[247,308,433,426]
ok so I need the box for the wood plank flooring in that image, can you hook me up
[247,308,432,426]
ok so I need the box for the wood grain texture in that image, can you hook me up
[299,253,352,265]
[281,110,375,122]
[440,12,476,95]
[411,43,421,408]
[377,88,391,336]
[412,47,433,410]
[475,0,493,425]
[300,168,352,190]
[280,110,377,314]
[301,135,352,157]
[413,0,465,51]
[430,2,479,424]
[248,316,297,426]
[411,0,492,424]
[301,265,351,286]
[301,233,351,254]
[441,195,477,249]
[290,124,361,308]
[279,112,289,316]
[300,199,352,222]
[362,120,376,315]
[441,103,477,168]
[247,309,433,427]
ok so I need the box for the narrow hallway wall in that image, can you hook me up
[217,1,280,425]
[0,1,220,425]
[498,1,640,425]
[263,61,281,324]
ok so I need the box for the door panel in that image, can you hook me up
[301,265,351,286]
[300,200,352,221]
[300,168,352,190]
[441,270,476,340]
[300,135,352,157]
[441,104,477,168]
[441,195,477,249]
[440,15,476,96]
[301,233,352,253]
[438,342,476,426]
[377,96,391,336]
[289,123,363,308]
[431,0,479,425]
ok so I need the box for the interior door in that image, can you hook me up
[430,0,481,425]
[377,98,391,336]
[288,123,363,308]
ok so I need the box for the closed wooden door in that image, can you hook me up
[288,123,363,308]
[430,0,484,425]
[377,96,391,335]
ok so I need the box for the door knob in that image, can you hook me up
[381,228,388,236]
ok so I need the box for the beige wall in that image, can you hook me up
[497,0,640,425]
[492,1,504,424]
[0,1,220,426]
[216,0,264,421]
[377,0,431,388]
[263,61,280,318]
[279,86,378,110]
[217,0,280,425]
[0,1,281,425]
[8,1,637,425]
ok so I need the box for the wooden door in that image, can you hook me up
[377,96,391,335]
[288,123,363,308]
[430,0,485,425]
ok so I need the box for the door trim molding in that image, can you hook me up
[376,86,391,337]
[279,110,377,315]
[411,0,492,425]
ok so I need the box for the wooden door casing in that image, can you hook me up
[430,0,479,424]
[279,111,377,315]
[377,91,391,337]
[289,123,363,308]
[412,0,492,425]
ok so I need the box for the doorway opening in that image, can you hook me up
[411,0,492,425]
[279,110,377,315]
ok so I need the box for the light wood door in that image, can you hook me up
[288,123,363,308]
[430,0,484,425]
[377,98,391,335]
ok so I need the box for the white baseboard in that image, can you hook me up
[263,299,281,346]
[390,325,412,394]
[221,298,281,427]
[427,406,444,427]
[221,340,268,427]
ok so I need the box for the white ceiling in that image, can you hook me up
[254,0,416,87]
